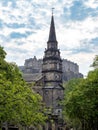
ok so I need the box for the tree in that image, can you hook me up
[91,55,98,69]
[0,46,46,129]
[0,46,6,59]
[62,79,84,129]
[63,66,98,129]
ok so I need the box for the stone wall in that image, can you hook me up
[62,59,79,74]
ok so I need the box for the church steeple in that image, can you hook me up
[42,11,63,117]
[48,11,57,43]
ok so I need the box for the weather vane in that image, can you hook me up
[52,7,55,15]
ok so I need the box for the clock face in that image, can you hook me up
[55,74,59,79]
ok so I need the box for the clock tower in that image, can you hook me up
[42,12,64,116]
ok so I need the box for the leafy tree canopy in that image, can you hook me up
[63,56,98,130]
[0,46,46,129]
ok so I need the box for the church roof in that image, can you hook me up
[48,14,57,43]
[23,73,42,83]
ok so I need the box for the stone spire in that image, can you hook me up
[48,11,57,43]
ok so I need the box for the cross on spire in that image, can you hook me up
[52,8,55,15]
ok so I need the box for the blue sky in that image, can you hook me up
[0,0,98,76]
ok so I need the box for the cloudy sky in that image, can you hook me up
[0,0,98,76]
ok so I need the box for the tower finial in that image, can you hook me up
[52,8,55,15]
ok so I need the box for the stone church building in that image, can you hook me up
[19,13,83,130]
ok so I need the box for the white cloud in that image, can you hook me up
[57,16,98,51]
[84,0,98,9]
[0,0,98,75]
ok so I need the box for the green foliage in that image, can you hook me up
[91,55,98,69]
[0,46,46,128]
[0,46,6,59]
[63,69,98,130]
